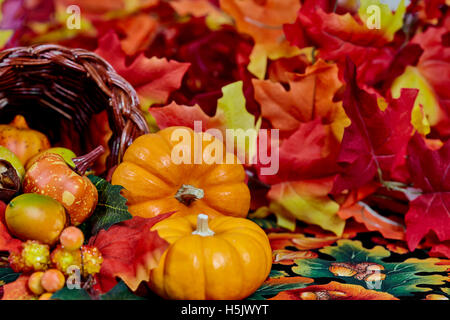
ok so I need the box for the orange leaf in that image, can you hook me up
[270,281,398,300]
[337,184,406,240]
[55,0,158,16]
[116,13,159,56]
[268,232,339,251]
[253,59,349,141]
[220,0,301,78]
[272,249,317,265]
[1,275,34,300]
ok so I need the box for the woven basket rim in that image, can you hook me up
[0,44,149,174]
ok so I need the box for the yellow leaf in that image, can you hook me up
[0,30,12,48]
[391,66,442,135]
[220,0,301,78]
[358,0,406,41]
[268,179,345,236]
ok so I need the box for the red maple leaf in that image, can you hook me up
[0,201,21,254]
[89,212,173,293]
[284,2,399,85]
[95,32,190,106]
[332,59,418,194]
[405,133,450,251]
[411,16,450,138]
[257,119,341,185]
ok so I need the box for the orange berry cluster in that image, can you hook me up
[9,226,103,299]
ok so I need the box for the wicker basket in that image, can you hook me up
[0,44,149,175]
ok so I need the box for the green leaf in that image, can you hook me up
[0,268,20,286]
[85,175,132,236]
[51,287,92,300]
[51,281,146,300]
[100,281,146,300]
[292,240,448,297]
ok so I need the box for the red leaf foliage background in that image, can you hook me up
[1,0,449,259]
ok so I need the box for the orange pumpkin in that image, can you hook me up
[111,127,250,219]
[0,115,51,165]
[149,214,272,300]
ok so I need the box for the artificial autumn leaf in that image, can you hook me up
[51,287,92,300]
[150,81,261,163]
[146,19,256,115]
[293,239,448,297]
[0,0,54,29]
[248,270,313,300]
[270,281,398,300]
[405,134,450,251]
[267,177,345,236]
[81,175,132,236]
[1,275,33,300]
[95,32,190,107]
[0,29,11,48]
[220,0,302,79]
[332,59,418,194]
[253,59,349,141]
[391,66,440,135]
[337,183,406,240]
[0,201,21,254]
[89,212,172,292]
[286,0,406,85]
[0,0,13,48]
[412,0,448,23]
[0,267,20,289]
[24,0,96,47]
[52,280,145,300]
[55,0,158,17]
[268,233,341,251]
[257,119,340,186]
[272,250,317,265]
[115,13,159,56]
[267,55,310,83]
[169,0,232,30]
[430,242,450,259]
[357,0,406,41]
[408,16,450,137]
[170,0,220,17]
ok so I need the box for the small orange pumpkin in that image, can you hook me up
[0,115,51,165]
[149,214,272,300]
[111,127,250,219]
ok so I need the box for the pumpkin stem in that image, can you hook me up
[175,184,204,206]
[10,115,29,129]
[72,145,105,176]
[192,214,215,237]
